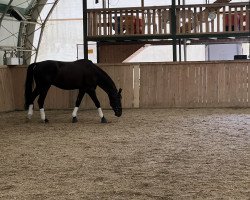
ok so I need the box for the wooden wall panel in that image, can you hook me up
[155,64,165,107]
[140,61,250,108]
[139,64,150,107]
[186,64,199,107]
[98,42,144,63]
[206,64,219,106]
[11,66,27,110]
[0,67,15,112]
[0,60,249,113]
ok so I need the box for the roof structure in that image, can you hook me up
[0,0,59,64]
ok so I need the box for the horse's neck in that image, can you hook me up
[97,73,117,98]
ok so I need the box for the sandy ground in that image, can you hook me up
[0,108,249,200]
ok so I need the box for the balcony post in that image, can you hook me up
[171,0,177,61]
[83,0,88,60]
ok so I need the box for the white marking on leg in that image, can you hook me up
[40,108,46,121]
[97,107,104,118]
[27,104,33,119]
[72,107,79,117]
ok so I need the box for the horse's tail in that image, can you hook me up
[24,63,36,110]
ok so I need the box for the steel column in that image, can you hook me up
[171,0,177,61]
[83,0,88,60]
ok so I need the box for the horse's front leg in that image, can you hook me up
[37,87,50,123]
[88,90,107,123]
[72,90,85,123]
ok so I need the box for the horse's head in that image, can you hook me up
[110,88,122,117]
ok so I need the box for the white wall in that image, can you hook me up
[36,20,83,62]
[206,43,243,61]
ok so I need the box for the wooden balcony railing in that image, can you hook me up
[176,2,249,34]
[87,2,249,39]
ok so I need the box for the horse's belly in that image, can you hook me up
[53,78,92,90]
[53,72,95,90]
[53,82,80,90]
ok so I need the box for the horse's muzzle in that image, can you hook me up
[113,106,122,117]
[114,109,122,117]
[115,112,122,117]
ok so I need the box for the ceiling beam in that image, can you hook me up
[0,0,14,28]
[22,0,59,64]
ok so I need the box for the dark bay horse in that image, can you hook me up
[24,59,122,123]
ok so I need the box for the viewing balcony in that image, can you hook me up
[87,2,249,41]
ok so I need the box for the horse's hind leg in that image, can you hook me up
[87,90,107,123]
[72,90,85,123]
[27,87,39,119]
[37,87,50,123]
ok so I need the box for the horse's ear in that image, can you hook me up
[118,88,122,94]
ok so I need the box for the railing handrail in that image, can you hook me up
[87,6,171,13]
[176,2,249,8]
[87,2,249,12]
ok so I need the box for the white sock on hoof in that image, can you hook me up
[72,107,79,117]
[98,108,104,118]
[27,104,33,119]
[40,108,45,121]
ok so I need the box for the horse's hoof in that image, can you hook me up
[72,117,78,123]
[44,119,49,123]
[101,117,107,123]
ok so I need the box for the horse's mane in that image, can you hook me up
[81,59,118,95]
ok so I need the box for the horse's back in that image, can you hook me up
[33,60,59,82]
[33,59,99,90]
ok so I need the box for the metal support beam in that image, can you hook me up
[182,0,187,61]
[141,0,144,7]
[23,0,51,64]
[1,17,42,25]
[171,0,177,62]
[83,0,88,60]
[178,39,182,61]
[178,0,182,61]
[34,0,59,62]
[183,39,187,61]
[0,0,14,28]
